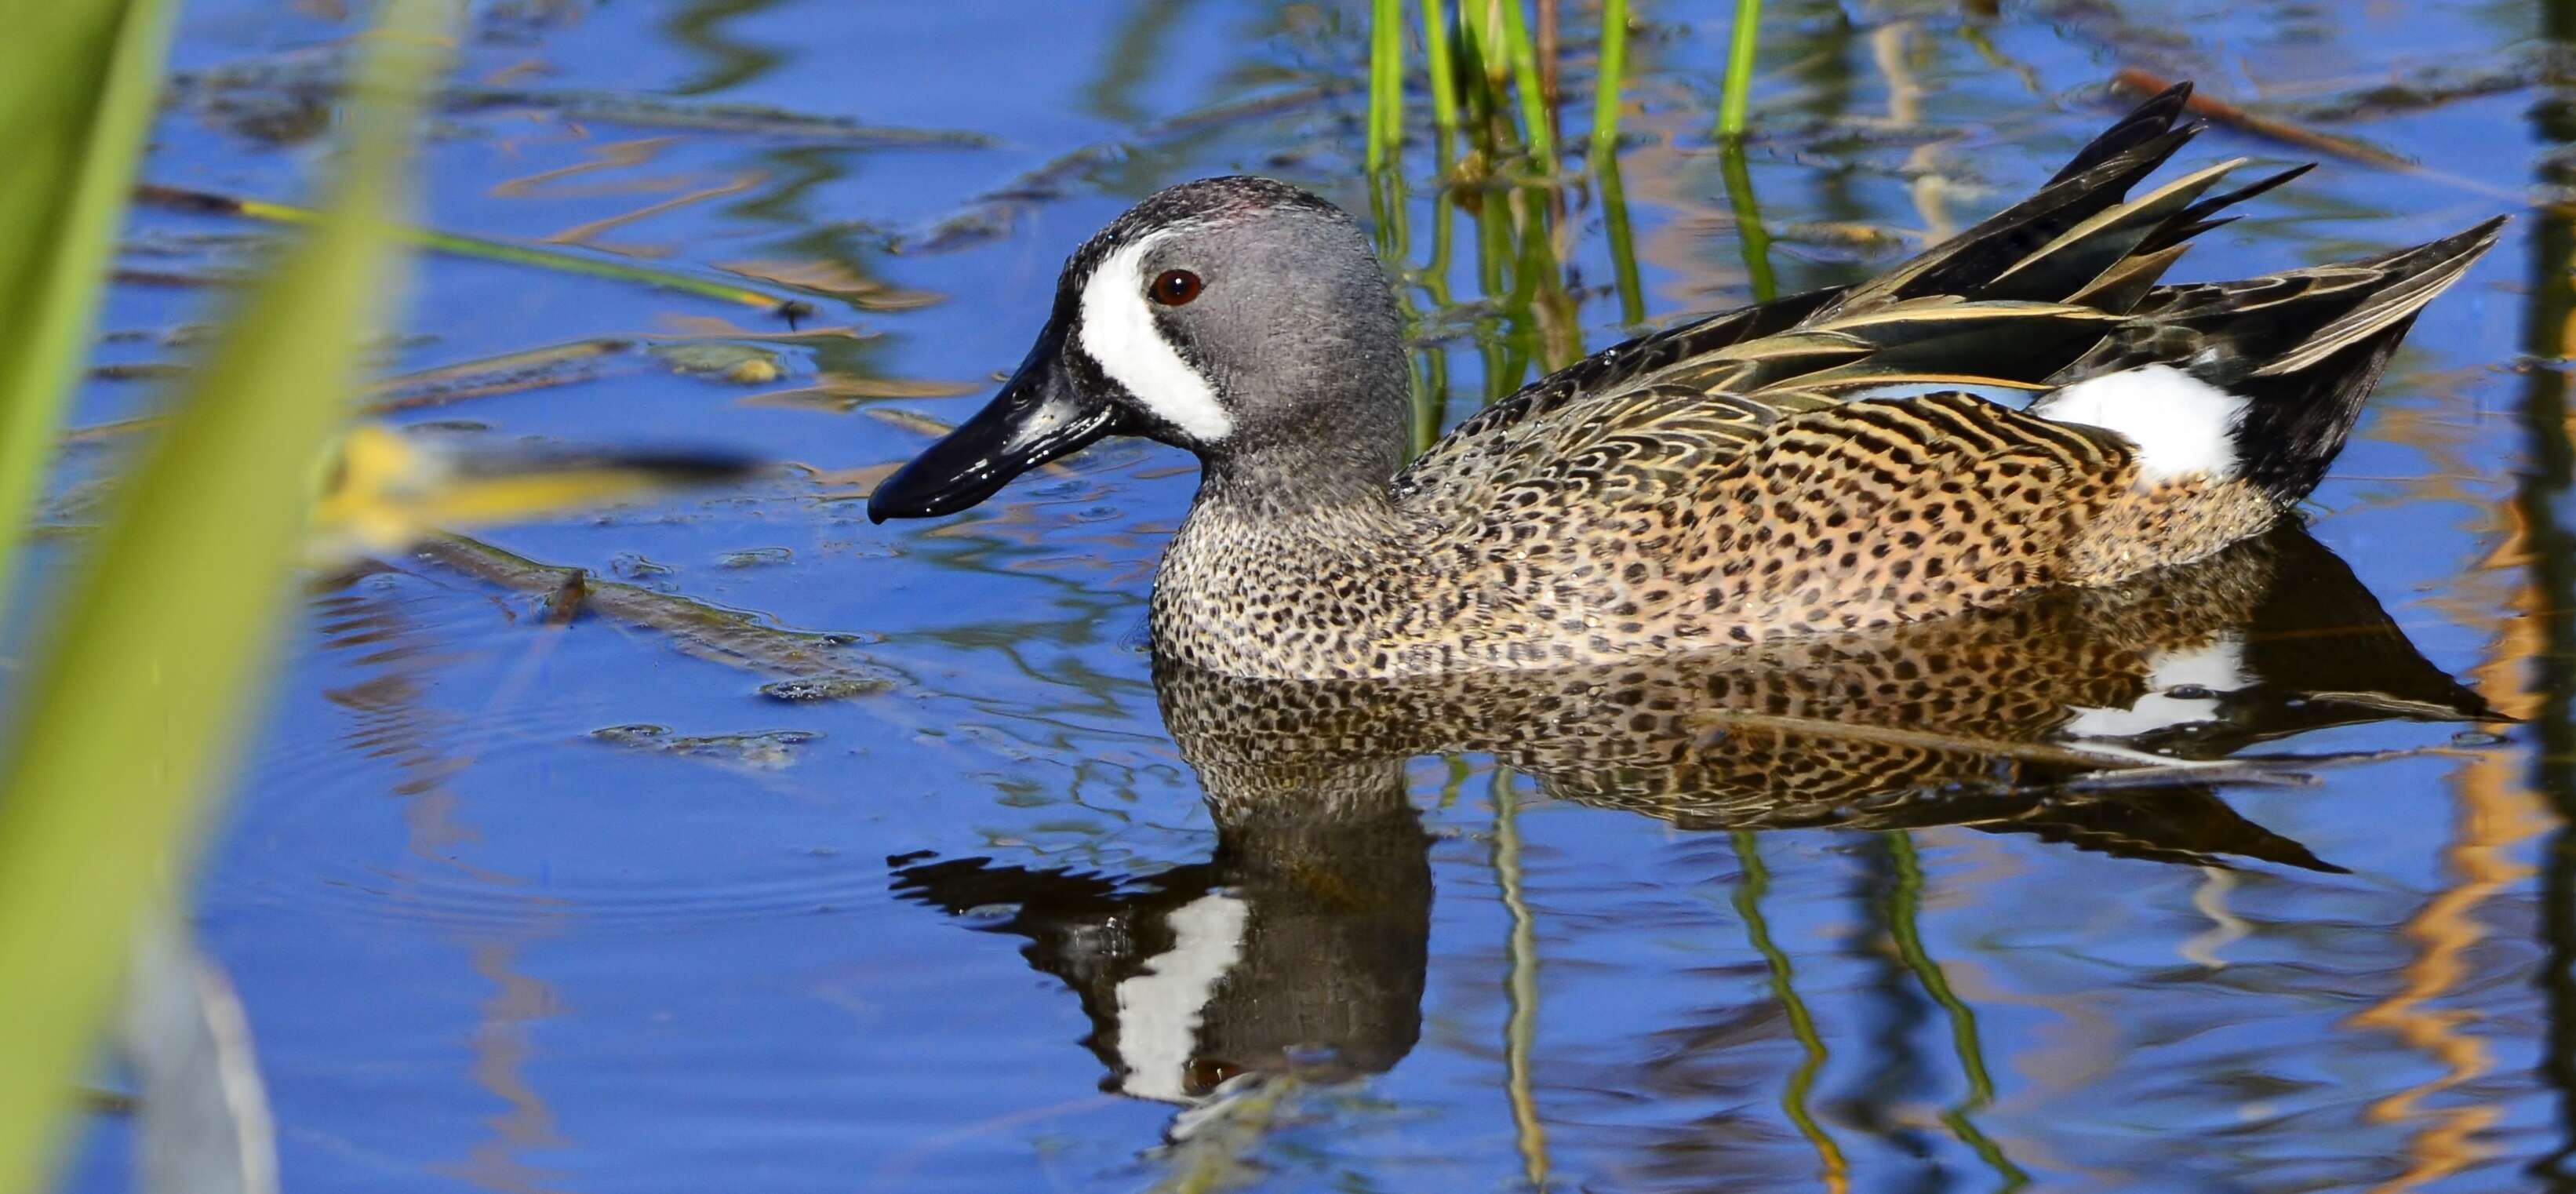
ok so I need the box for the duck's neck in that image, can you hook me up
[1196,431,1406,519]
[1152,439,1423,679]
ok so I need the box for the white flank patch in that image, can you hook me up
[2061,635,2248,739]
[1114,891,1250,1104]
[1079,233,1233,442]
[2031,364,2249,483]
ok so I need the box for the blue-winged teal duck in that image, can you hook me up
[870,84,2504,681]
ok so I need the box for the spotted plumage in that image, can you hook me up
[1153,525,2494,864]
[871,83,2502,681]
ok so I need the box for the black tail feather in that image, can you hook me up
[1817,88,2209,317]
[2138,162,2316,255]
[2047,81,2196,186]
[2231,311,2421,499]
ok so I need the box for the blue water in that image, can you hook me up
[41,0,2576,1190]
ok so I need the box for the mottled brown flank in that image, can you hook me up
[1152,377,2283,680]
[1155,528,2487,867]
[1161,552,2281,821]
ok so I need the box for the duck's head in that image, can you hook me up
[868,177,1409,523]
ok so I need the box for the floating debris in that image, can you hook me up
[719,547,794,569]
[588,723,822,769]
[649,342,788,384]
[759,675,894,701]
[717,259,945,311]
[134,184,813,318]
[412,533,900,700]
[446,86,996,146]
[367,337,639,412]
[743,374,980,413]
[2109,68,2413,169]
[85,362,189,384]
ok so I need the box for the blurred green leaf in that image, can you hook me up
[0,0,179,608]
[0,1,455,1189]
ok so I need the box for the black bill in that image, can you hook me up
[868,316,1124,522]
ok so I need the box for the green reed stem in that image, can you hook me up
[1730,831,1850,1186]
[1597,153,1646,326]
[1887,832,2029,1190]
[1419,0,1461,151]
[1718,138,1778,303]
[1367,0,1404,170]
[1492,769,1552,1191]
[1495,0,1556,172]
[1471,0,1512,93]
[1457,0,1515,162]
[1590,0,1630,155]
[1717,0,1763,140]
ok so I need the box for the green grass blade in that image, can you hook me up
[1717,0,1763,140]
[0,2,452,1188]
[0,0,178,617]
[1418,0,1461,151]
[1367,0,1403,170]
[1495,0,1555,172]
[1589,0,1629,154]
[1461,0,1512,142]
[1471,0,1512,92]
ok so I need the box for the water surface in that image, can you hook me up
[44,0,2576,1190]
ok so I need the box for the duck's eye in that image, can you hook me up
[1150,268,1202,307]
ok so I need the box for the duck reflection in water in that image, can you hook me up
[890,524,2498,1127]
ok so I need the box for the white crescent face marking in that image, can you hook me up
[2030,364,2249,483]
[1113,890,1250,1104]
[1078,232,1234,442]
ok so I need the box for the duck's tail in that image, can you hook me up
[1817,82,2312,321]
[2039,217,2505,501]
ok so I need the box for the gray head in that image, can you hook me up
[868,177,1410,522]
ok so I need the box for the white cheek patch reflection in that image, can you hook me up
[2061,635,2247,738]
[1079,234,1233,442]
[1114,891,1249,1104]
